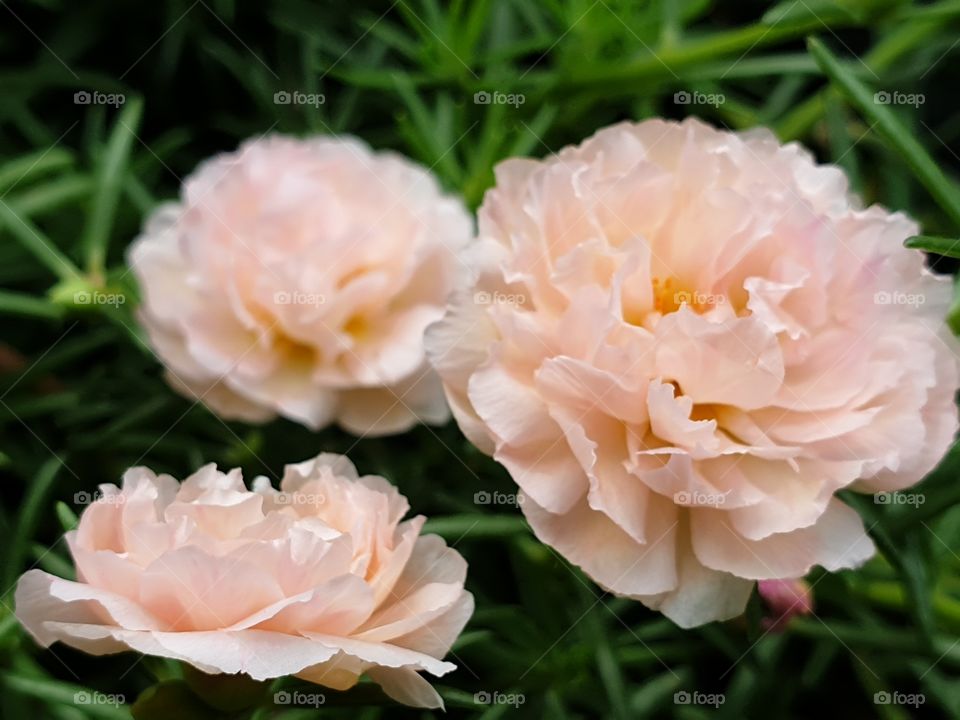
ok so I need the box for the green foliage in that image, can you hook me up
[1,1,960,718]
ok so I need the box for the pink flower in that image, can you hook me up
[129,135,472,435]
[758,578,813,631]
[15,454,473,709]
[426,118,958,627]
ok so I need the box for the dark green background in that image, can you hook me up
[1,1,960,717]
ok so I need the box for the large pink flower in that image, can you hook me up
[426,118,958,627]
[129,135,472,435]
[15,454,473,708]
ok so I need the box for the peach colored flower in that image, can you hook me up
[426,118,958,627]
[129,135,472,435]
[15,454,473,709]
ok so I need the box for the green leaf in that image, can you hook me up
[1,674,131,720]
[885,441,960,531]
[790,618,960,665]
[0,290,64,320]
[587,610,630,720]
[0,149,74,194]
[4,458,62,591]
[779,16,941,140]
[391,73,463,185]
[745,586,763,643]
[904,235,960,258]
[55,501,79,532]
[180,665,268,713]
[0,200,83,281]
[807,37,960,228]
[81,96,144,279]
[130,681,209,720]
[31,543,75,580]
[628,670,685,716]
[422,513,527,539]
[948,279,960,336]
[0,613,20,644]
[763,0,860,25]
[6,175,94,218]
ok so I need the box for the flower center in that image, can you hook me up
[651,276,711,314]
[343,315,370,341]
[274,335,315,364]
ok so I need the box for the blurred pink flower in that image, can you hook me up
[15,454,473,709]
[129,135,472,435]
[758,578,813,630]
[426,118,958,627]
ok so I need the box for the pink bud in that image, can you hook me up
[758,578,814,631]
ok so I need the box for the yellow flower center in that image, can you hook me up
[651,276,709,314]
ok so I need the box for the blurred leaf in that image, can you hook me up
[0,200,83,280]
[55,501,78,532]
[0,149,74,194]
[81,96,143,278]
[130,680,211,720]
[1,674,131,719]
[4,458,62,591]
[0,290,63,320]
[808,37,960,228]
[423,514,527,539]
[905,235,960,258]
